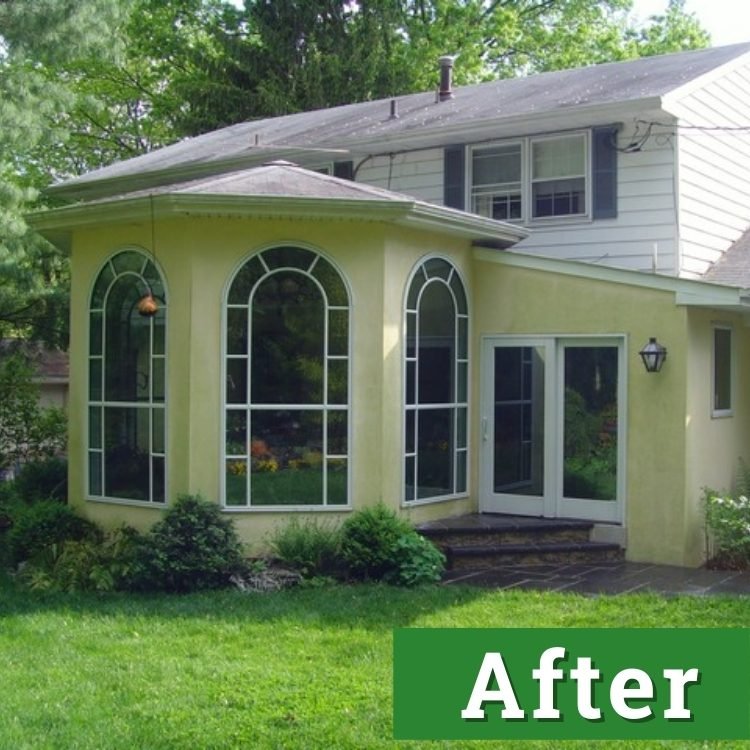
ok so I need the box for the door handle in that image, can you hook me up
[482,416,488,442]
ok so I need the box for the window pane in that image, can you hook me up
[456,450,467,493]
[424,258,451,280]
[153,408,165,454]
[532,136,585,179]
[227,359,247,404]
[251,273,325,404]
[226,460,248,506]
[406,273,423,311]
[227,308,248,355]
[494,346,545,496]
[563,346,618,501]
[152,358,165,403]
[533,177,585,217]
[405,409,415,454]
[229,255,265,304]
[472,144,521,186]
[89,359,102,402]
[89,312,102,355]
[327,359,348,404]
[311,257,348,307]
[457,317,468,359]
[112,251,146,276]
[89,407,101,449]
[104,407,151,501]
[91,263,114,309]
[449,272,467,314]
[457,407,467,449]
[404,455,416,502]
[104,277,151,402]
[327,411,347,455]
[88,452,102,495]
[249,409,324,505]
[406,312,416,358]
[418,282,455,404]
[328,309,348,356]
[262,246,315,271]
[142,261,165,301]
[714,328,732,412]
[226,410,247,455]
[406,360,416,405]
[327,459,348,505]
[152,309,166,356]
[416,408,453,498]
[152,456,165,503]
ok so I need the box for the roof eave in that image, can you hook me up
[27,193,526,250]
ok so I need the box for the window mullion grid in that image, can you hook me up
[246,304,253,507]
[323,298,330,506]
[148,314,154,503]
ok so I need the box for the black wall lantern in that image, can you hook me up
[639,337,667,373]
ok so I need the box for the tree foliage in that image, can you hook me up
[0,0,709,347]
[0,353,67,470]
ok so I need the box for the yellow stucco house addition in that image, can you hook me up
[30,163,750,567]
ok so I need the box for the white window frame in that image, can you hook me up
[402,255,470,507]
[221,244,352,511]
[712,324,733,418]
[469,131,591,225]
[86,248,168,508]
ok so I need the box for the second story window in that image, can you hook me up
[531,134,586,218]
[470,132,589,223]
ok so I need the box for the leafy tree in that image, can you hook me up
[0,353,67,471]
[0,0,131,345]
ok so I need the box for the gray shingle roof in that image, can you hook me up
[52,43,750,199]
[704,228,750,288]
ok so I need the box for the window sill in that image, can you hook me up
[86,496,166,509]
[221,504,352,513]
[711,409,733,419]
[402,492,470,509]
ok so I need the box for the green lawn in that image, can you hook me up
[1,577,749,749]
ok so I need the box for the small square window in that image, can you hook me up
[713,326,732,416]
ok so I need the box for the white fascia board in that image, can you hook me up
[474,247,750,309]
[661,50,750,114]
[28,193,527,248]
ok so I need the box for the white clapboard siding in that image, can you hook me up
[355,150,443,204]
[669,61,750,276]
[353,126,679,274]
[514,129,678,273]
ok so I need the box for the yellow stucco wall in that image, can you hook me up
[68,214,474,550]
[67,213,743,566]
[472,256,694,565]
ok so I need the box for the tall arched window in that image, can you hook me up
[88,250,167,503]
[404,257,468,502]
[224,246,350,507]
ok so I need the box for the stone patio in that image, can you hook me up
[442,560,750,596]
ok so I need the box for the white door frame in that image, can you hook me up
[479,334,626,523]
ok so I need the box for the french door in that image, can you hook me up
[480,336,625,523]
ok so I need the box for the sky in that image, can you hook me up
[630,0,750,46]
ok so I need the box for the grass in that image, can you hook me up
[1,575,749,749]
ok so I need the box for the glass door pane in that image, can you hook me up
[493,345,546,498]
[562,346,618,501]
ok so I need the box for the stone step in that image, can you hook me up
[421,522,593,549]
[445,541,624,570]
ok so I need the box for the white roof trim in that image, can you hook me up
[28,192,526,249]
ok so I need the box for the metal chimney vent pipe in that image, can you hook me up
[438,55,456,101]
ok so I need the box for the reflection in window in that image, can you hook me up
[224,246,349,507]
[563,346,618,501]
[88,250,166,503]
[404,258,468,502]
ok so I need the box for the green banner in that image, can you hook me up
[393,628,750,740]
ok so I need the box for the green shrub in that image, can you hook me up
[14,458,68,503]
[384,532,445,586]
[269,517,341,578]
[340,503,445,585]
[340,503,413,580]
[20,526,142,592]
[704,488,750,569]
[7,500,100,565]
[127,494,248,592]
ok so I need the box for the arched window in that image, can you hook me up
[224,246,350,507]
[88,250,167,503]
[404,257,468,502]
